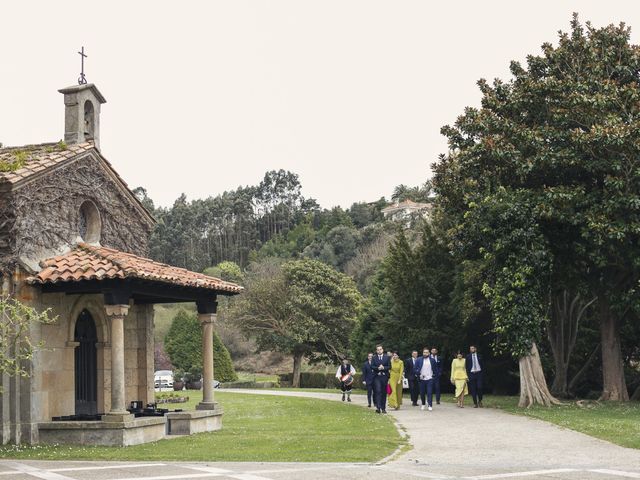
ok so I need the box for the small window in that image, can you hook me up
[79,201,101,243]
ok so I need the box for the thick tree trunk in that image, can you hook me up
[599,298,629,401]
[547,291,595,398]
[518,342,561,408]
[567,344,599,396]
[548,291,569,397]
[292,350,304,388]
[550,364,568,398]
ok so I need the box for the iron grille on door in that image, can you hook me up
[74,310,98,416]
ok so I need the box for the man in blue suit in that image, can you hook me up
[414,347,437,411]
[430,347,443,405]
[371,344,391,413]
[404,350,419,406]
[466,345,484,408]
[362,353,375,408]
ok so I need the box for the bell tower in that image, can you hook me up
[58,84,107,151]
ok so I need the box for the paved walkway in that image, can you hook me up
[0,389,638,480]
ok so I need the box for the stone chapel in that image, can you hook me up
[0,83,242,446]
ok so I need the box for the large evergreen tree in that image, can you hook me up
[351,221,462,362]
[433,15,640,403]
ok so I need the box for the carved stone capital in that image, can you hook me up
[104,304,130,318]
[198,312,216,325]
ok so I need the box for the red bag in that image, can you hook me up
[386,383,392,395]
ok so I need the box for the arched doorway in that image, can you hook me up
[74,310,98,415]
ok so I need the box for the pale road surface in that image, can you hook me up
[1,388,638,480]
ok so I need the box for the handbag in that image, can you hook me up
[402,377,409,389]
[386,383,392,395]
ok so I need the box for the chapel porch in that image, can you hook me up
[25,243,242,446]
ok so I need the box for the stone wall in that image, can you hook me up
[1,150,153,272]
[0,272,155,445]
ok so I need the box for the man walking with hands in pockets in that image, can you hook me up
[466,345,484,408]
[362,353,375,408]
[371,344,391,414]
[414,347,437,411]
[404,350,419,406]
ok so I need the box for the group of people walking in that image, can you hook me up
[336,344,485,413]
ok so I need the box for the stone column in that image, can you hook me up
[196,312,217,410]
[103,304,133,422]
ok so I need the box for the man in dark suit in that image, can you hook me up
[413,347,437,411]
[466,345,484,408]
[362,353,375,407]
[371,344,391,413]
[404,350,419,406]
[430,347,443,405]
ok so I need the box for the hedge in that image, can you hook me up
[278,372,366,390]
[220,381,278,389]
[276,372,508,395]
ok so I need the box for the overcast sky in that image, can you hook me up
[1,1,639,208]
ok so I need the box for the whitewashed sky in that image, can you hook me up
[1,1,639,208]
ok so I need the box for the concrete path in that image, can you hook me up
[0,389,638,480]
[225,389,640,477]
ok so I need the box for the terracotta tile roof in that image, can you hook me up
[0,142,94,185]
[27,243,243,294]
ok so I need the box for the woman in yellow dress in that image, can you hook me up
[388,352,404,410]
[450,351,469,408]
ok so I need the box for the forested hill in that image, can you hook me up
[134,170,431,291]
[145,18,640,404]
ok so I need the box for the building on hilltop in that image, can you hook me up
[0,83,242,446]
[381,199,433,224]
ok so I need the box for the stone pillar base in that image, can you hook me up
[196,402,218,411]
[167,409,223,435]
[101,413,135,423]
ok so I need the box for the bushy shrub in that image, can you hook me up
[164,309,238,383]
[213,327,238,382]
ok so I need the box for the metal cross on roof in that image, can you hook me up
[78,46,88,85]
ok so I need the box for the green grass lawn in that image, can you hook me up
[274,387,365,394]
[256,387,640,451]
[0,391,402,462]
[436,393,640,450]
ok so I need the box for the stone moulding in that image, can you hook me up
[38,416,167,447]
[37,408,224,446]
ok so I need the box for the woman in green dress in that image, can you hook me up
[450,351,469,408]
[388,351,404,410]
